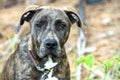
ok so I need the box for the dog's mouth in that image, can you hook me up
[37,46,61,58]
[45,48,57,55]
[36,39,61,58]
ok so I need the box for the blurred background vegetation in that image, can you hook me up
[0,0,120,80]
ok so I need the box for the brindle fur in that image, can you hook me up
[0,36,70,80]
[0,6,82,80]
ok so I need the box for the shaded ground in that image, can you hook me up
[0,0,120,79]
[86,0,120,59]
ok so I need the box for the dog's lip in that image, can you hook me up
[37,47,61,58]
[38,51,47,58]
[45,48,57,53]
[38,51,54,58]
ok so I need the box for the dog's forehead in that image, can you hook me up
[41,8,64,14]
[34,8,68,20]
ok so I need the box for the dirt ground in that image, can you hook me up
[0,0,120,79]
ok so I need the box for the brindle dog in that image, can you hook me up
[0,6,82,80]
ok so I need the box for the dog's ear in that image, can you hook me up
[65,11,82,27]
[15,5,41,33]
[15,10,37,33]
[20,10,36,26]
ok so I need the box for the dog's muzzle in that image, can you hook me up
[44,39,58,55]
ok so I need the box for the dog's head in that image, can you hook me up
[16,6,82,58]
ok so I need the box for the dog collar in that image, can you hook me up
[28,50,58,70]
[28,36,44,71]
[28,50,45,71]
[28,50,58,80]
[28,36,58,79]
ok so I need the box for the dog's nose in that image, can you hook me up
[45,39,57,49]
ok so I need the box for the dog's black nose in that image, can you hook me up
[45,39,57,49]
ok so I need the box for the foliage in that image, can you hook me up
[77,54,94,68]
[103,59,113,73]
[77,51,120,80]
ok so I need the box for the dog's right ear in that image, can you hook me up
[15,10,37,33]
[15,5,42,33]
[20,10,36,26]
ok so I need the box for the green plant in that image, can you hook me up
[77,54,94,68]
[77,51,120,80]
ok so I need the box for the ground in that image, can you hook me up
[0,0,120,79]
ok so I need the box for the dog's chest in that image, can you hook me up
[13,53,41,80]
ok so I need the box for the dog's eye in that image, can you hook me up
[55,20,67,31]
[36,20,47,29]
[36,22,42,28]
[59,23,66,30]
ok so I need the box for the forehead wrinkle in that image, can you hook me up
[49,10,69,24]
[42,9,66,19]
[32,8,70,25]
[44,9,59,20]
[34,10,55,21]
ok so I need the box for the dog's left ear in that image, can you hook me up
[65,11,82,27]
